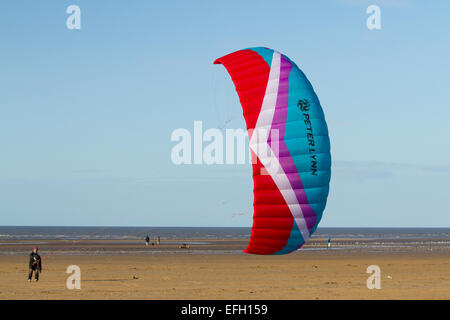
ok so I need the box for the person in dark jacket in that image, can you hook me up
[28,247,42,282]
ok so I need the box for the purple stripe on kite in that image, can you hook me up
[268,55,317,234]
[269,56,291,138]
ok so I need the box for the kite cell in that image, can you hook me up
[214,47,331,254]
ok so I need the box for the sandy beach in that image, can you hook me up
[0,238,449,300]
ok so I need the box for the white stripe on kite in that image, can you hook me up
[249,51,310,244]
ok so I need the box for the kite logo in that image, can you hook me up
[297,99,310,112]
[298,99,318,176]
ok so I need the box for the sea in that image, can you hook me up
[0,226,449,241]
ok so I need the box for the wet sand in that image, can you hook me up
[0,239,449,299]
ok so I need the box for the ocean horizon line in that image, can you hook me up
[1,225,449,229]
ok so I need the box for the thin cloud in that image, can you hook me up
[231,212,250,219]
[333,160,450,182]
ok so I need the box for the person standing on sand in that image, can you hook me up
[145,235,150,246]
[28,247,42,282]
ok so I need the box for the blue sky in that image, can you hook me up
[1,1,449,227]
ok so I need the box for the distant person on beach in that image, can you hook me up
[145,235,150,246]
[28,247,42,282]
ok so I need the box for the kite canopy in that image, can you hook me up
[214,47,331,255]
